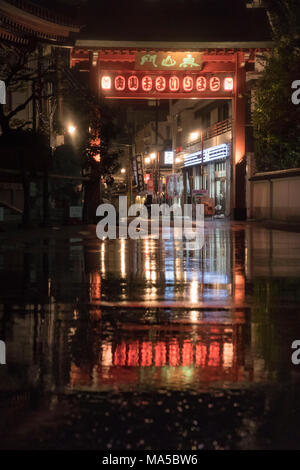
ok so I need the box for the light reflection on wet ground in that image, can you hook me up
[0,221,300,449]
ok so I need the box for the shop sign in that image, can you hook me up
[164,151,174,165]
[135,52,203,71]
[192,189,208,196]
[100,72,234,97]
[184,143,230,167]
[135,153,145,193]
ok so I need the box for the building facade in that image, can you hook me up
[170,99,232,217]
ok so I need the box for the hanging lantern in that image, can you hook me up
[183,76,194,92]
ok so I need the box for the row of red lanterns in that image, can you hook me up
[101,75,234,93]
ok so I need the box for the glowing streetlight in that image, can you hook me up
[189,131,199,142]
[150,152,156,160]
[144,157,151,164]
[68,125,76,135]
[121,168,126,174]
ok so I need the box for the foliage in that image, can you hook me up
[0,42,53,135]
[252,1,300,171]
[63,69,121,182]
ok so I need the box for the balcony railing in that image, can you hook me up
[185,118,232,148]
[203,118,232,140]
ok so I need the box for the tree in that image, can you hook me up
[0,41,54,135]
[62,68,121,222]
[252,1,300,171]
[0,42,56,226]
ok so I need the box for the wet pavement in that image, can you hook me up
[0,220,300,449]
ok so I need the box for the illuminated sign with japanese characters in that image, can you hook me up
[164,151,174,165]
[184,143,230,167]
[135,52,203,71]
[100,73,234,98]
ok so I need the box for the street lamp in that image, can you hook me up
[189,131,200,142]
[68,124,76,135]
[121,168,126,174]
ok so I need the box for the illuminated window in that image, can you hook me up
[169,75,180,92]
[142,75,153,91]
[183,76,194,92]
[101,76,111,90]
[115,75,126,91]
[128,75,139,91]
[196,76,207,92]
[224,77,233,91]
[155,76,166,92]
[210,76,221,92]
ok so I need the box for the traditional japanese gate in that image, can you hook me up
[71,40,272,220]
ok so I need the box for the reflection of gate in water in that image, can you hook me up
[70,321,249,389]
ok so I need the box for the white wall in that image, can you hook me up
[251,174,300,222]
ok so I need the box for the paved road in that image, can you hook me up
[0,221,300,449]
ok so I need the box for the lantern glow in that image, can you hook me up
[128,75,139,91]
[224,77,234,91]
[210,76,221,91]
[155,76,166,92]
[142,76,153,91]
[101,76,111,90]
[169,76,180,92]
[115,75,126,91]
[183,76,194,92]
[196,76,207,92]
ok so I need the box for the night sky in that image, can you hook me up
[38,0,272,42]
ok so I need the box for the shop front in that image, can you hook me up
[183,143,231,217]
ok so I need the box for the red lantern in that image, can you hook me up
[128,75,139,91]
[155,76,166,92]
[196,76,207,92]
[224,76,233,91]
[183,76,194,92]
[169,76,180,92]
[115,75,126,91]
[142,76,153,91]
[101,76,111,90]
[210,76,220,91]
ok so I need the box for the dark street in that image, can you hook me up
[0,221,300,450]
